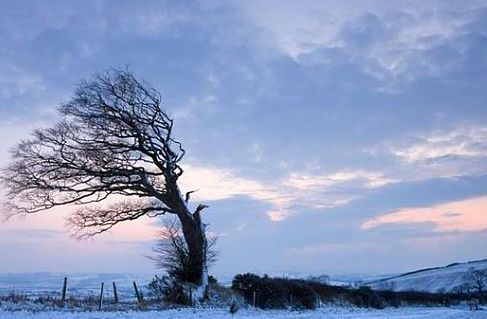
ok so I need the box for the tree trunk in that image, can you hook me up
[167,187,208,301]
[178,210,206,284]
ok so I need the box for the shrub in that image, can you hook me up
[282,279,317,309]
[149,218,218,284]
[208,275,218,286]
[232,273,478,310]
[231,273,262,304]
[232,273,317,309]
[147,275,191,305]
[353,286,386,309]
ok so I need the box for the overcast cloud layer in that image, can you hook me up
[0,0,486,276]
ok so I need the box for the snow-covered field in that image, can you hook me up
[0,307,485,319]
[0,272,153,300]
[2,270,487,318]
[369,259,487,293]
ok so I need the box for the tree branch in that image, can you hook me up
[0,68,190,237]
[66,199,174,239]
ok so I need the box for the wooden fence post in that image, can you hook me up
[133,281,142,305]
[99,282,104,311]
[253,291,256,307]
[189,287,193,306]
[112,282,118,304]
[62,277,68,302]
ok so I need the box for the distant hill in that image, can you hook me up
[368,259,487,293]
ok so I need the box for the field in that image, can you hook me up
[1,272,486,318]
[1,306,486,319]
[369,259,487,293]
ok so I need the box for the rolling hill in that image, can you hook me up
[368,259,487,293]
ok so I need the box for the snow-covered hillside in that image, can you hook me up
[369,259,487,292]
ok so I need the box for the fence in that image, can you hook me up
[0,276,150,310]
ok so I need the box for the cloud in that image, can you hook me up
[392,125,487,163]
[323,174,487,230]
[0,228,63,240]
[387,124,487,179]
[284,170,395,190]
[0,63,45,99]
[287,242,391,254]
[179,164,293,221]
[180,164,395,221]
[0,61,63,123]
[116,2,197,36]
[229,0,487,89]
[405,234,465,246]
[361,196,487,233]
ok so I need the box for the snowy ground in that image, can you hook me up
[369,259,487,293]
[1,307,485,319]
[0,272,153,301]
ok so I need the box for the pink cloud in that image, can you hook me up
[362,196,487,233]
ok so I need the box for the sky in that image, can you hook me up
[0,0,487,278]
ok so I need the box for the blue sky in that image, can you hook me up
[1,0,487,277]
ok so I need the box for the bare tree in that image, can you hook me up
[150,217,218,283]
[0,68,211,296]
[464,268,487,294]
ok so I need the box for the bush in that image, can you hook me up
[231,273,479,310]
[149,218,218,285]
[147,275,191,305]
[208,275,218,286]
[232,273,317,309]
[148,275,167,298]
[353,286,386,309]
[283,279,317,309]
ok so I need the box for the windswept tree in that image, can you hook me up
[0,69,211,297]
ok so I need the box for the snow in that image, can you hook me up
[0,307,485,319]
[0,273,153,301]
[369,259,487,293]
[2,269,487,318]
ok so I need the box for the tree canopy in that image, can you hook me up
[1,69,210,288]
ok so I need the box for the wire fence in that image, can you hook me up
[0,277,151,304]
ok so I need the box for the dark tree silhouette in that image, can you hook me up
[0,68,211,296]
[465,268,487,293]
